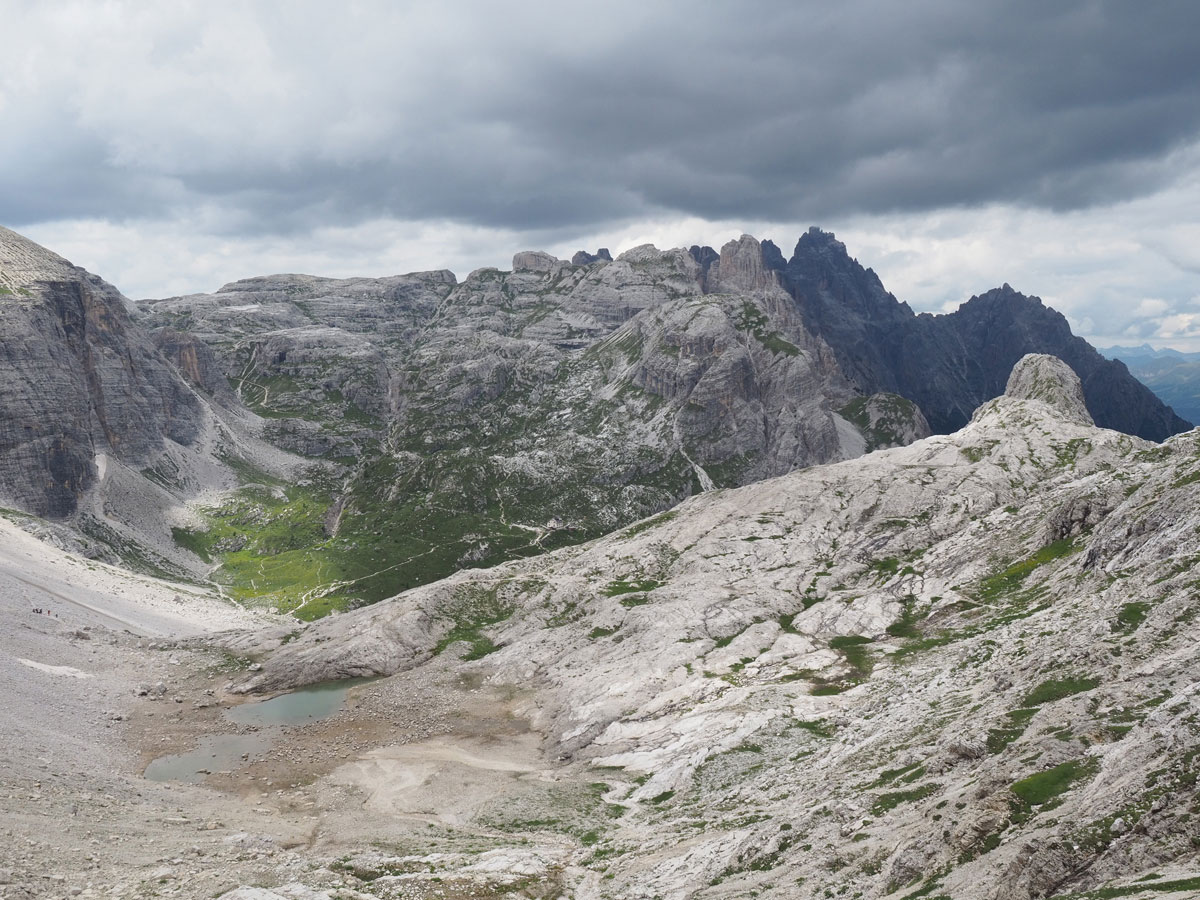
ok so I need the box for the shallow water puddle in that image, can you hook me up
[143,678,370,782]
[142,732,271,783]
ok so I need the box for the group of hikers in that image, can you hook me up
[31,606,55,617]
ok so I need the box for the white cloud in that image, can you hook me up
[1134,298,1170,317]
[1154,313,1200,340]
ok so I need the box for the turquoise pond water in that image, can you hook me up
[224,678,369,726]
[142,678,371,782]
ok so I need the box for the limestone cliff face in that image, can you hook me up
[152,328,236,401]
[0,227,203,517]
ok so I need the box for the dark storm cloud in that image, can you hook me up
[4,0,1200,235]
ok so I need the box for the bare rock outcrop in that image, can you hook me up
[1002,352,1094,425]
[706,233,781,293]
[511,250,563,273]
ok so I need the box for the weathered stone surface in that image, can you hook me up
[991,352,1093,425]
[511,250,562,273]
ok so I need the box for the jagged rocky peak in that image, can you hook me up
[793,223,848,257]
[760,237,787,271]
[707,233,781,293]
[785,225,908,315]
[1001,352,1094,425]
[772,230,1187,440]
[687,243,719,274]
[570,248,612,265]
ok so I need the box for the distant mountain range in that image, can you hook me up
[0,224,1190,616]
[1101,343,1200,425]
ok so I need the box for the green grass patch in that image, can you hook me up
[870,556,900,577]
[622,510,677,538]
[830,634,874,677]
[1056,875,1200,898]
[1023,675,1100,707]
[869,763,924,788]
[811,683,849,696]
[1171,468,1200,488]
[975,538,1079,600]
[871,783,938,815]
[431,584,514,660]
[987,707,1039,753]
[170,526,212,563]
[1113,601,1150,633]
[887,594,924,638]
[292,595,353,621]
[1010,757,1099,815]
[602,578,663,596]
[737,301,799,357]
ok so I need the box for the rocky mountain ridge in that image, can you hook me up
[134,234,929,615]
[777,227,1189,440]
[126,228,1184,619]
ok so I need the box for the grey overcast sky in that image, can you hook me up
[4,0,1200,347]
